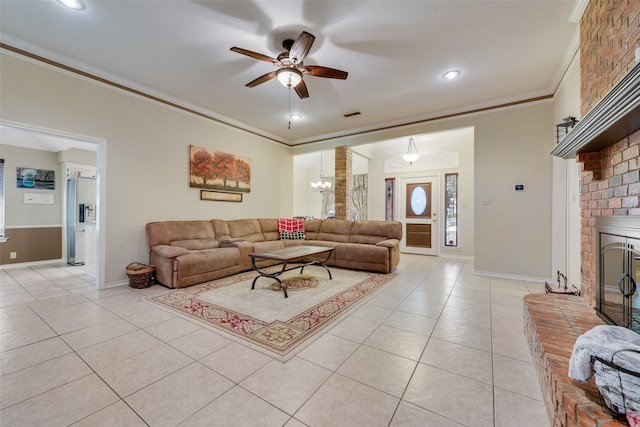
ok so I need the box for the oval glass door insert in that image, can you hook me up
[410,186,427,215]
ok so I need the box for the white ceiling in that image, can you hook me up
[0,125,97,152]
[0,0,580,147]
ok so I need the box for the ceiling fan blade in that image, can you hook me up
[246,71,276,87]
[302,65,348,80]
[230,47,279,64]
[294,80,309,99]
[289,31,315,64]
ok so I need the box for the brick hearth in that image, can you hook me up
[524,293,627,427]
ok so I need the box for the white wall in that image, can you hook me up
[0,145,62,226]
[552,50,582,286]
[292,101,555,281]
[1,52,293,286]
[367,132,474,258]
[472,103,554,279]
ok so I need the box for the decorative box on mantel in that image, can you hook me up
[551,61,640,159]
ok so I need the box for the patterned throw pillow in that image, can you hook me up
[279,230,306,240]
[278,218,305,233]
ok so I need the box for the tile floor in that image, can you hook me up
[0,254,550,426]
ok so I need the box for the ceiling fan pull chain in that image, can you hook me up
[288,88,292,130]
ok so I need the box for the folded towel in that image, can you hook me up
[568,325,640,382]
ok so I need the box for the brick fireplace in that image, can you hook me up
[533,60,639,422]
[527,2,640,426]
[577,127,640,307]
[552,0,640,307]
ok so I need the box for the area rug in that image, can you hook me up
[148,267,397,360]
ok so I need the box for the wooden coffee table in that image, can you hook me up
[248,245,334,298]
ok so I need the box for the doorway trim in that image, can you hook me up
[1,119,107,289]
[399,175,440,256]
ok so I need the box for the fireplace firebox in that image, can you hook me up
[596,216,640,334]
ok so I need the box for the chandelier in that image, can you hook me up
[311,152,332,193]
[402,137,420,165]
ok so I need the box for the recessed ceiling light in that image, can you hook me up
[442,70,461,80]
[57,0,85,10]
[290,114,302,121]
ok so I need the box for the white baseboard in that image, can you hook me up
[473,270,551,284]
[107,280,130,288]
[440,254,474,261]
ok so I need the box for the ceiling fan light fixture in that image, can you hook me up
[276,68,303,88]
[290,113,302,121]
[442,70,461,80]
[56,0,85,10]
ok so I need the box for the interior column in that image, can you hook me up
[334,146,352,220]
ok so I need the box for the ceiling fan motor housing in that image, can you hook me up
[230,30,347,99]
[282,39,294,51]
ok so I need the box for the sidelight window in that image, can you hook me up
[444,173,458,247]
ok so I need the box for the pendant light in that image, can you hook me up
[402,137,420,165]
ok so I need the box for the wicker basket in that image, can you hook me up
[125,262,155,289]
[593,350,640,420]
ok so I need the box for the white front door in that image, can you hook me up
[400,176,439,255]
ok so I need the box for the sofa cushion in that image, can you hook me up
[258,218,280,242]
[146,220,215,247]
[317,219,352,243]
[152,244,189,258]
[174,247,238,276]
[252,240,285,253]
[211,219,230,241]
[349,220,402,244]
[304,219,321,240]
[171,239,219,250]
[227,219,264,243]
[335,243,390,272]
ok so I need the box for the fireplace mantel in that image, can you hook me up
[551,61,640,159]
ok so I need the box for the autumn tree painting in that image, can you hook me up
[189,145,251,192]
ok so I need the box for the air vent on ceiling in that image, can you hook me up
[343,111,361,118]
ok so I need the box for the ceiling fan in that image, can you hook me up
[230,31,348,99]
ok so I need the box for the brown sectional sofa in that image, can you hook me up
[145,218,402,289]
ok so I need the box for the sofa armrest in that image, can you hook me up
[151,245,189,258]
[375,239,400,248]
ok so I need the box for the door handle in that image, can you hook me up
[617,272,637,297]
[618,272,629,294]
[625,275,637,298]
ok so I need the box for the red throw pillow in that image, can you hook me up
[278,218,305,233]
